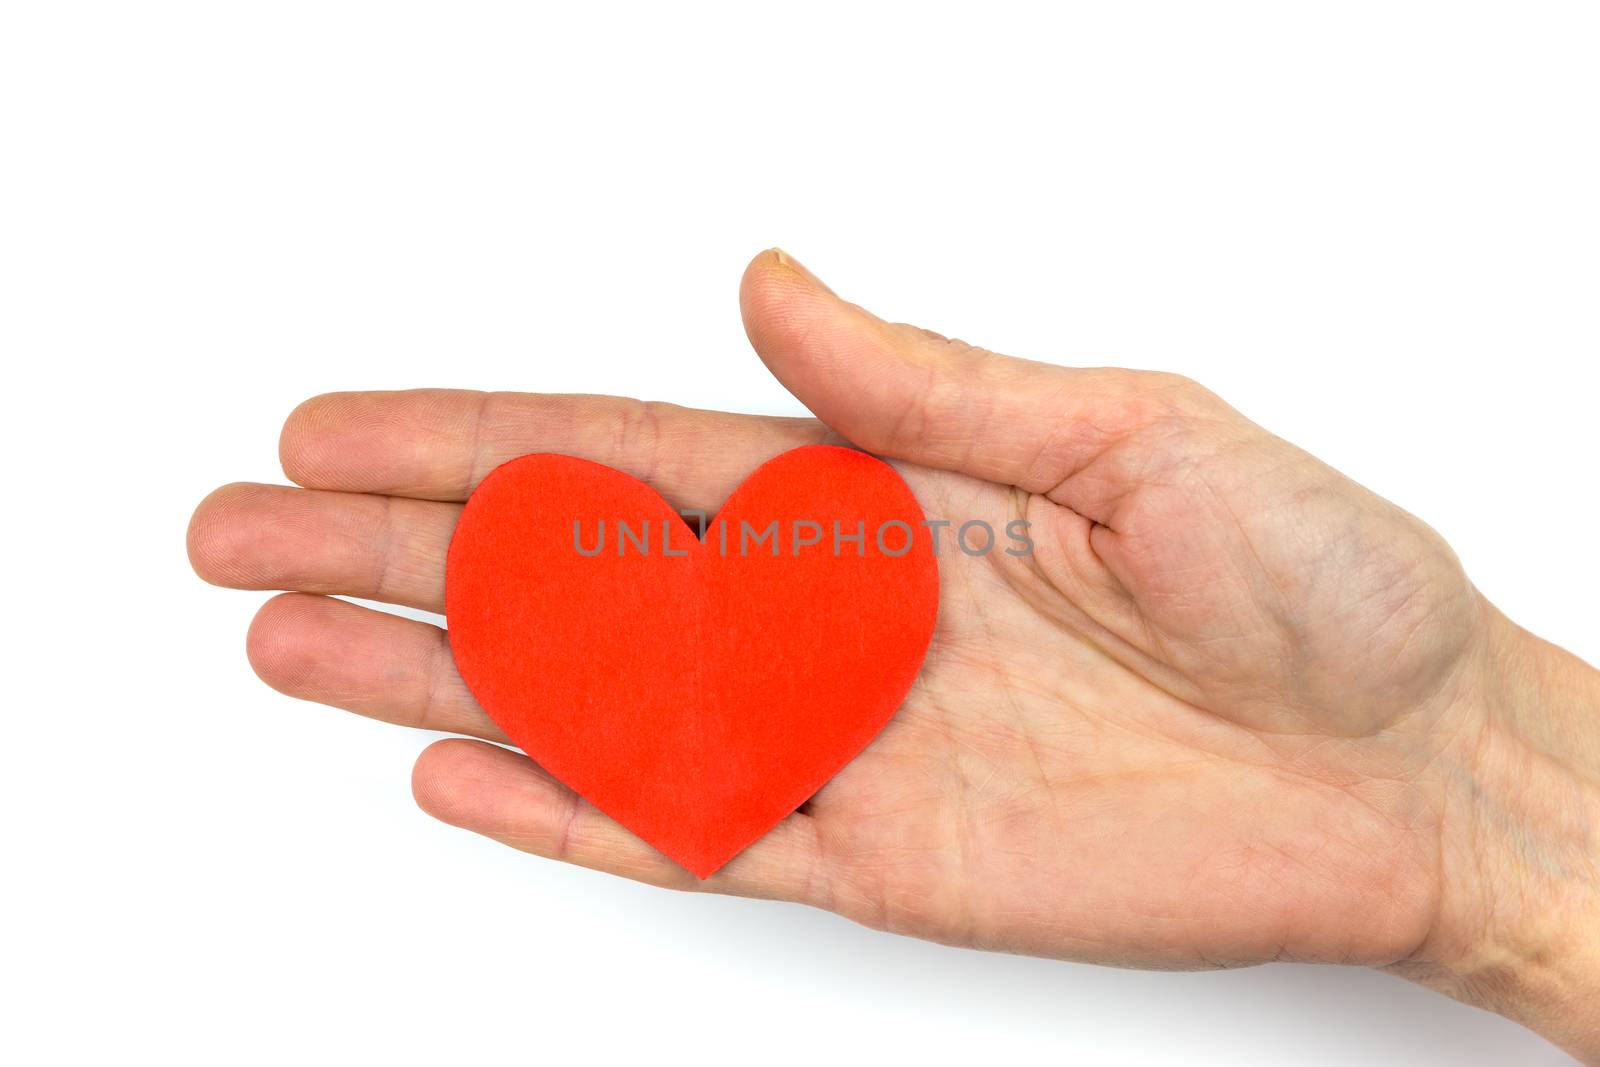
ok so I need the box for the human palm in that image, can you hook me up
[189,250,1491,976]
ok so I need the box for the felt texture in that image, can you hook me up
[445,445,940,878]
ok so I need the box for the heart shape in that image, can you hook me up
[445,445,940,877]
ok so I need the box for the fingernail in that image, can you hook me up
[769,248,835,295]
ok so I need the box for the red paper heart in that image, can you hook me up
[445,445,939,878]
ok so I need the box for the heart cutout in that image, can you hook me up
[445,445,940,877]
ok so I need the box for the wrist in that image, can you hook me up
[1397,600,1600,1059]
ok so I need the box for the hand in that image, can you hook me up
[189,250,1600,1059]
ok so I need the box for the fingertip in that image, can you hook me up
[245,592,331,695]
[739,248,894,399]
[186,484,232,582]
[741,245,786,282]
[410,737,567,837]
[738,247,826,352]
[279,391,363,488]
[411,736,484,824]
[188,482,274,586]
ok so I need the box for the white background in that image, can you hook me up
[3,2,1595,1063]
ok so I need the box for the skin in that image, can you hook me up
[189,250,1600,1060]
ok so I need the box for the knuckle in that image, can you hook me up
[1149,371,1222,412]
[611,397,667,480]
[1095,369,1225,428]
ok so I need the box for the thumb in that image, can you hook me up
[739,249,1180,502]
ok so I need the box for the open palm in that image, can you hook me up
[189,251,1491,975]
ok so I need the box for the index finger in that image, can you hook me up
[279,389,835,508]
